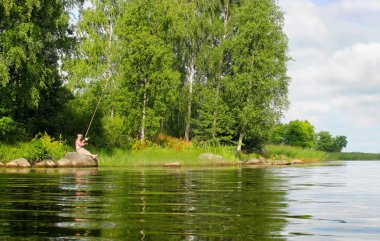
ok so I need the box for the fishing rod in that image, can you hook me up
[84,94,103,140]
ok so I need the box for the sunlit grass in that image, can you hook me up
[95,145,239,167]
[264,144,330,162]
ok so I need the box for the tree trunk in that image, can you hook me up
[211,80,220,139]
[236,130,244,156]
[184,56,195,142]
[140,79,147,141]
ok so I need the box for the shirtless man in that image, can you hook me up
[75,134,97,159]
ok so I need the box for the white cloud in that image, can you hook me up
[279,0,380,152]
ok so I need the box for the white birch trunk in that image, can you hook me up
[185,56,195,142]
[140,79,147,141]
[236,130,244,155]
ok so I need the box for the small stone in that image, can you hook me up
[246,158,266,165]
[291,159,304,164]
[46,160,57,168]
[163,162,181,167]
[33,161,46,168]
[277,160,291,165]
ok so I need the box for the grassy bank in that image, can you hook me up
[95,145,239,167]
[2,136,379,167]
[263,145,330,162]
[328,152,380,160]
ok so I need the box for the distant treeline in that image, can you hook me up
[270,120,347,152]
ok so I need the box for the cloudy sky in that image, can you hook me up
[278,0,380,152]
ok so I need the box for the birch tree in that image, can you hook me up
[117,0,180,142]
[228,0,290,154]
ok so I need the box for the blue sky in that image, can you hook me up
[278,0,380,152]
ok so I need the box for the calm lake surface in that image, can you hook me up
[0,161,379,240]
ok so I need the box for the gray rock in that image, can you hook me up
[6,161,18,168]
[57,158,71,167]
[63,152,98,167]
[291,159,304,164]
[273,160,291,165]
[33,161,46,168]
[6,158,31,168]
[46,160,57,168]
[33,160,57,168]
[198,153,224,161]
[246,158,267,165]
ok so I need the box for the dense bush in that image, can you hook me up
[0,133,70,163]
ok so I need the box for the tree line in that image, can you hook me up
[270,120,348,152]
[1,0,291,153]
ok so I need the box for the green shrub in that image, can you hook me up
[0,133,70,163]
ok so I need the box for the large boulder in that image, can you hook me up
[198,153,224,161]
[57,152,98,167]
[57,158,71,167]
[6,158,31,168]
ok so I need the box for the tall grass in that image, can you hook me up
[264,145,330,162]
[95,145,239,167]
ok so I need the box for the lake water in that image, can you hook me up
[0,161,379,240]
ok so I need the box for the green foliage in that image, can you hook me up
[284,120,316,148]
[2,0,294,157]
[0,0,78,140]
[315,132,347,152]
[227,0,290,152]
[0,133,70,163]
[25,133,70,163]
[270,124,286,144]
[334,135,348,152]
[316,131,335,152]
[0,117,17,139]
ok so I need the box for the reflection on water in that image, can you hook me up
[0,161,379,240]
[0,167,288,240]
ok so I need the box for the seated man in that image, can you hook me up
[75,134,97,159]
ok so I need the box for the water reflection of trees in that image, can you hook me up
[0,167,288,240]
[101,167,288,240]
[0,168,102,239]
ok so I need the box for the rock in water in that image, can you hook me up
[246,158,267,165]
[62,152,98,167]
[6,158,31,168]
[57,158,71,167]
[33,160,58,168]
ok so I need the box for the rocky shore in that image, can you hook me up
[0,152,98,168]
[0,152,304,169]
